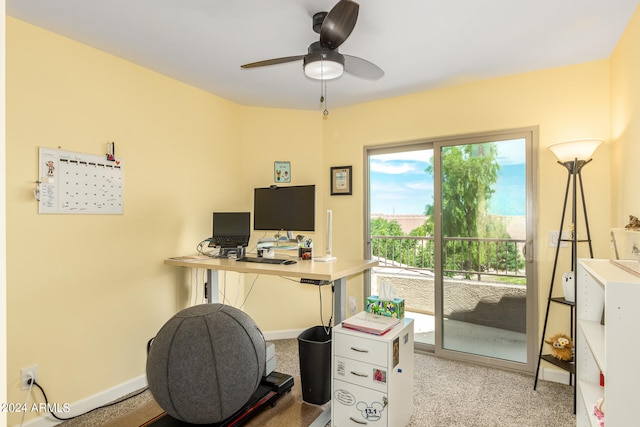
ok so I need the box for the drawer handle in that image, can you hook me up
[349,416,367,425]
[350,371,369,378]
[350,346,369,353]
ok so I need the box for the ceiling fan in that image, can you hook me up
[240,0,384,81]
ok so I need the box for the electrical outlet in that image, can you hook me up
[348,295,357,314]
[21,365,38,390]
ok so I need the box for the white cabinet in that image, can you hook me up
[576,259,640,426]
[331,317,414,427]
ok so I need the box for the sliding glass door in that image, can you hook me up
[366,129,537,372]
[367,146,436,345]
[436,136,530,365]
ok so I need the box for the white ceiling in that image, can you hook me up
[7,0,640,111]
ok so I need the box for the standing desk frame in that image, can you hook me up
[164,256,377,427]
[164,257,377,324]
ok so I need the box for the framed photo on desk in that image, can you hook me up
[330,166,352,195]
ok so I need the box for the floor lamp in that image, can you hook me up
[534,138,603,412]
[547,138,603,272]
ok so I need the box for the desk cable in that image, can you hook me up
[319,283,334,335]
[196,238,217,257]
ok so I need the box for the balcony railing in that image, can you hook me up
[371,235,526,281]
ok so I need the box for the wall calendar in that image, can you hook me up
[38,147,124,214]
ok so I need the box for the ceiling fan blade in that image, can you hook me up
[320,0,359,50]
[344,55,384,80]
[241,55,305,69]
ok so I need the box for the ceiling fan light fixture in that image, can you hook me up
[303,51,345,80]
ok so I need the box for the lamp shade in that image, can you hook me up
[303,50,344,80]
[547,138,604,162]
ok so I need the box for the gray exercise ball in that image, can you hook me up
[146,304,266,424]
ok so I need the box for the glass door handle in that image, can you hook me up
[523,240,533,263]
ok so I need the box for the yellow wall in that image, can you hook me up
[6,4,640,424]
[237,107,336,330]
[611,5,640,226]
[5,17,228,424]
[6,18,335,424]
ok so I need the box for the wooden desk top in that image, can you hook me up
[164,256,378,281]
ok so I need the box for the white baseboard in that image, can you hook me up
[22,375,147,427]
[263,328,305,341]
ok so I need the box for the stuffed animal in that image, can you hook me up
[625,214,640,230]
[593,397,605,427]
[545,333,574,361]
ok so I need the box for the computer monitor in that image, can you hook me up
[253,185,315,233]
[209,212,251,249]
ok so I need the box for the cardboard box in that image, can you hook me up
[365,296,405,319]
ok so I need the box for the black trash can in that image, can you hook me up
[297,326,332,405]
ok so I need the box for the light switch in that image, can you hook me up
[549,231,569,248]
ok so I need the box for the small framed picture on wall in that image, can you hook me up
[330,166,352,195]
[274,161,291,183]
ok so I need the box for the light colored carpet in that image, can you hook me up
[105,394,161,427]
[58,338,575,426]
[410,353,575,426]
[56,388,161,427]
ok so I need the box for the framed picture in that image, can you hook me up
[274,161,291,183]
[330,166,352,195]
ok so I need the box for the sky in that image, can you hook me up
[369,139,526,216]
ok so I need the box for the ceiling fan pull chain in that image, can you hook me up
[323,80,329,116]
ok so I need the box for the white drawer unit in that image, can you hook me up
[331,316,414,427]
